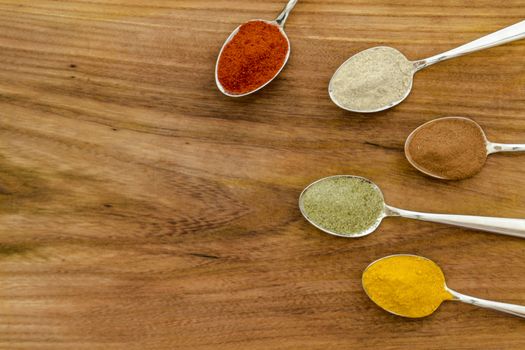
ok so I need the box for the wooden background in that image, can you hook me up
[0,0,524,349]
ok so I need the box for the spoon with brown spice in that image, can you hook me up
[405,117,525,180]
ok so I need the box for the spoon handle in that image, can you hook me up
[275,0,298,27]
[487,142,525,154]
[386,206,525,238]
[415,20,525,70]
[448,289,525,319]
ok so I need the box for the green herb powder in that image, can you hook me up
[301,177,384,236]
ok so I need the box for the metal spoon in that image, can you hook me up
[215,0,298,97]
[329,20,525,113]
[363,254,525,319]
[405,117,525,180]
[299,175,525,238]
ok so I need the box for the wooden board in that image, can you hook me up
[0,1,524,349]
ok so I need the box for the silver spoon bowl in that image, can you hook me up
[299,175,525,238]
[364,254,525,319]
[329,20,525,113]
[405,117,525,180]
[215,0,298,97]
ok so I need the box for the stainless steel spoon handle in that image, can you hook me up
[415,20,525,70]
[276,0,298,27]
[448,288,525,319]
[488,142,525,154]
[386,206,525,238]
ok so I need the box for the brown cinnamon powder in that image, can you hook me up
[406,118,488,180]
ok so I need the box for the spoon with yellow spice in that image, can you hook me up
[362,255,525,319]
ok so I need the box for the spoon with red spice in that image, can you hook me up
[215,0,298,97]
[405,117,525,180]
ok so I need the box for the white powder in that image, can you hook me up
[329,47,415,112]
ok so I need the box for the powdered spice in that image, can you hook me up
[330,47,415,111]
[406,117,488,180]
[301,176,384,236]
[217,21,289,95]
[362,255,453,318]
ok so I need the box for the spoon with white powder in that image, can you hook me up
[329,20,525,113]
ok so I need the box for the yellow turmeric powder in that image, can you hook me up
[362,255,453,318]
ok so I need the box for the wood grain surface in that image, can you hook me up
[0,1,524,349]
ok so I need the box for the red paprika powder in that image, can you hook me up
[217,20,289,95]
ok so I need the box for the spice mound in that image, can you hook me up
[330,46,415,112]
[217,20,289,95]
[362,255,453,318]
[406,117,487,180]
[301,176,384,236]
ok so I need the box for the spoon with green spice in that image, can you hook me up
[299,175,525,238]
[329,20,525,113]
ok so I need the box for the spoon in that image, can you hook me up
[406,117,525,180]
[299,175,525,238]
[329,20,525,113]
[215,0,298,97]
[363,254,525,319]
